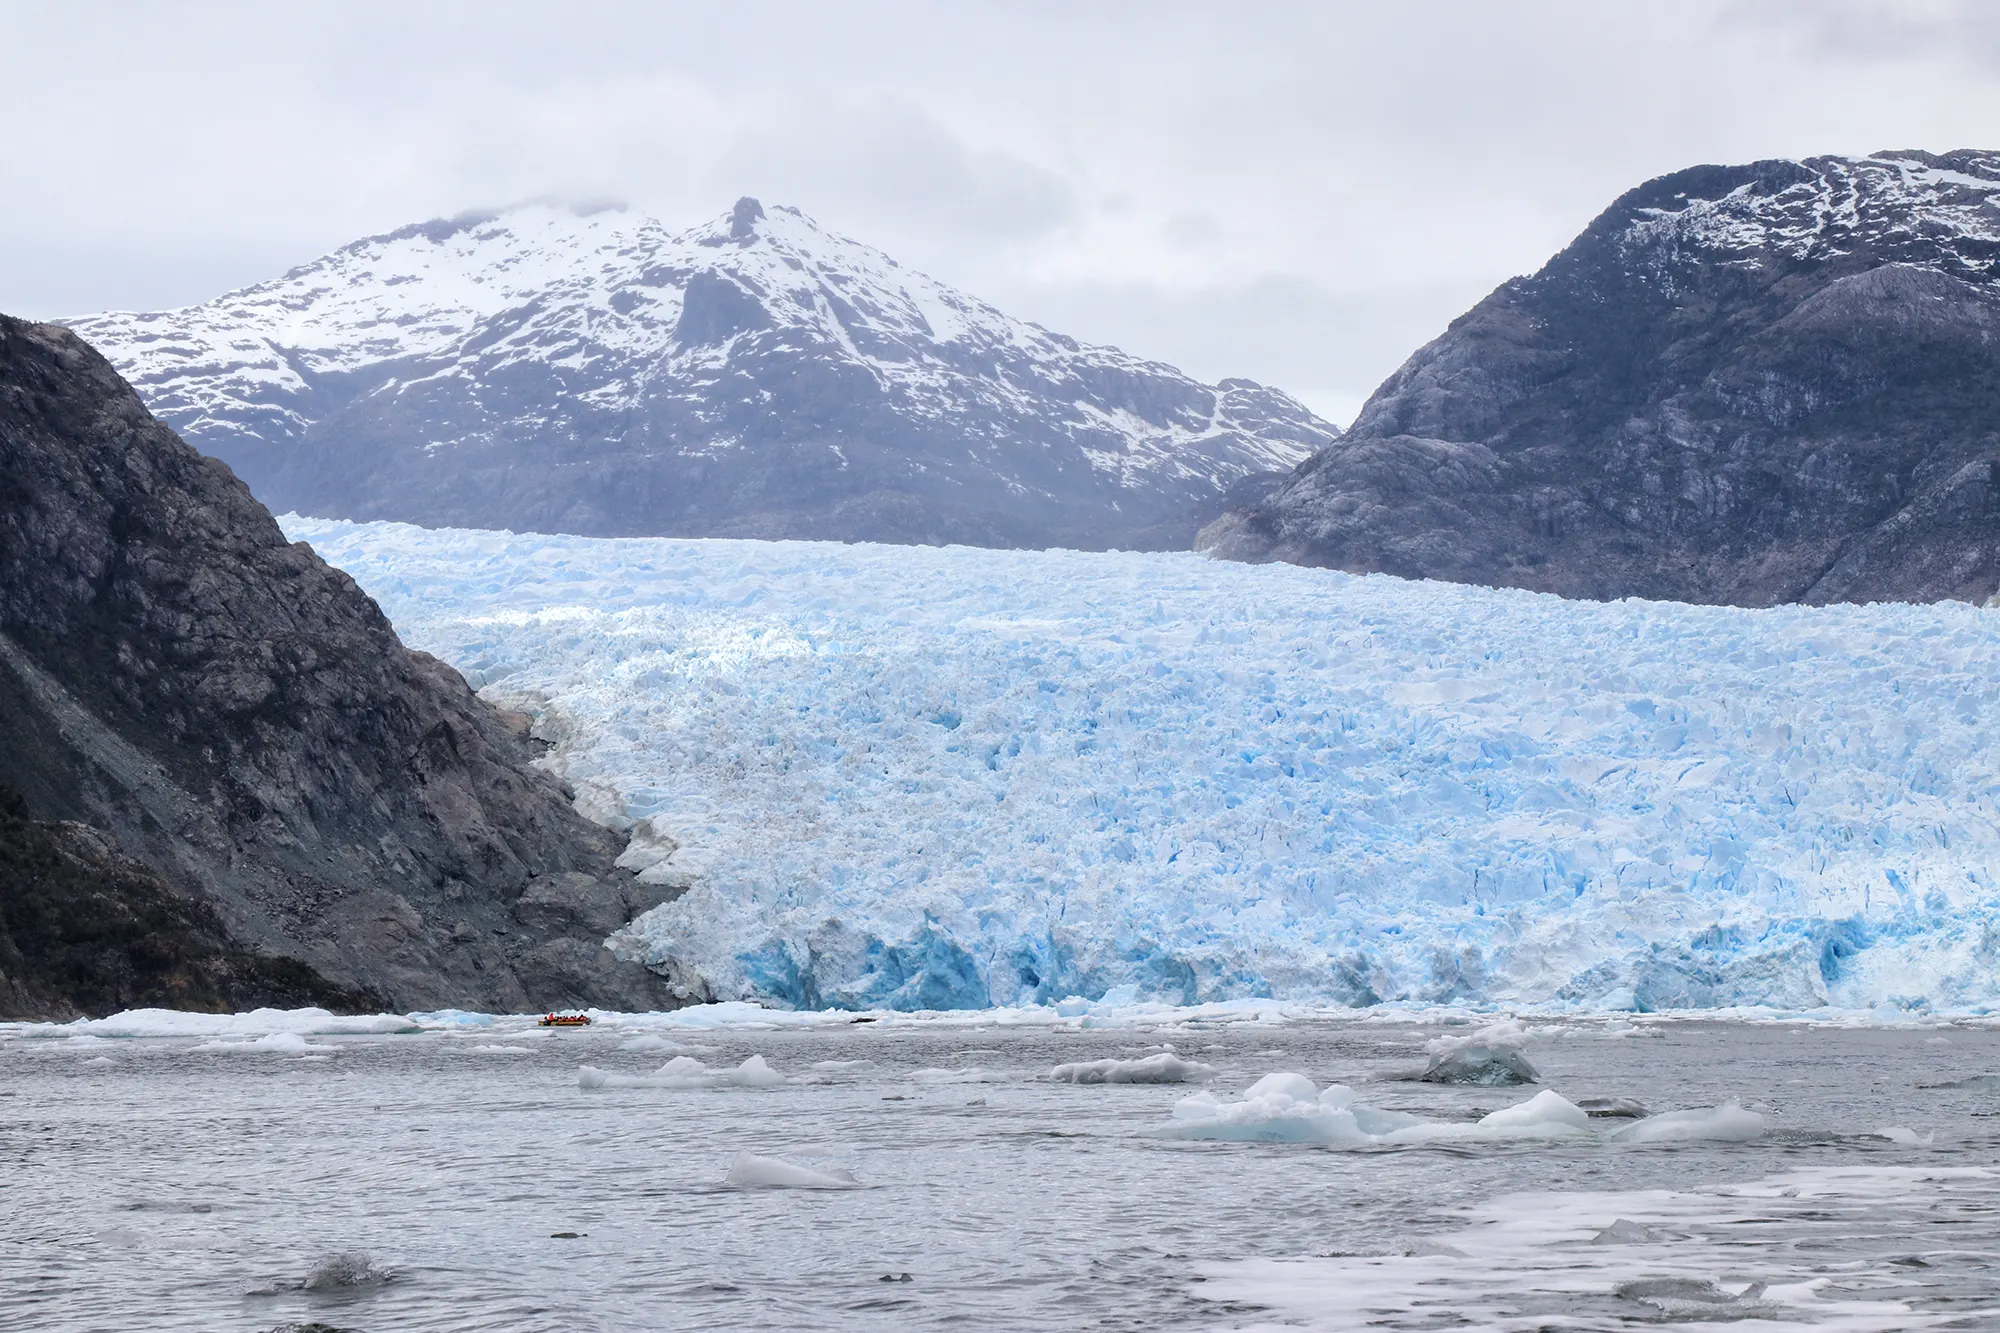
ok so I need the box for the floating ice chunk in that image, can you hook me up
[1921,1073,2000,1090]
[34,1007,418,1040]
[300,1251,395,1291]
[1611,1101,1764,1144]
[722,1151,862,1190]
[1876,1125,1935,1146]
[617,1034,706,1055]
[910,1067,1013,1084]
[82,1056,116,1069]
[409,1009,495,1027]
[191,1032,325,1055]
[1616,1277,1772,1318]
[1050,1052,1214,1084]
[1163,1074,1408,1144]
[1590,1218,1664,1244]
[1477,1090,1590,1132]
[1054,997,1091,1018]
[810,1059,876,1072]
[1421,1021,1540,1086]
[466,1044,534,1055]
[578,1054,785,1090]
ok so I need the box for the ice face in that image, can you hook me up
[285,517,2000,1014]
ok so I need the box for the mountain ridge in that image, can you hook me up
[67,198,1336,549]
[1200,148,2000,606]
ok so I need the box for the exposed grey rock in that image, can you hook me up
[0,315,679,1015]
[67,200,1337,550]
[1202,150,2000,606]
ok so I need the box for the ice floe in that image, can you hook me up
[1419,1020,1541,1085]
[1049,1051,1214,1084]
[577,1054,786,1090]
[1192,1166,1996,1330]
[1610,1101,1765,1145]
[721,1151,862,1190]
[1161,1070,1761,1150]
[191,1032,330,1056]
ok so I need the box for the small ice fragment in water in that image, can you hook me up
[722,1151,862,1189]
[1420,1021,1540,1085]
[1476,1090,1589,1131]
[910,1066,1011,1084]
[83,1056,115,1069]
[618,1034,706,1055]
[1615,1277,1768,1316]
[1611,1100,1763,1144]
[1590,1218,1663,1244]
[300,1252,393,1291]
[466,1044,533,1055]
[578,1055,785,1090]
[193,1031,319,1055]
[1876,1125,1935,1146]
[1575,1096,1648,1118]
[1051,1052,1214,1084]
[1921,1073,2000,1090]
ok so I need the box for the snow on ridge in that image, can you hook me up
[65,199,1324,486]
[288,515,2000,1017]
[1623,150,2000,268]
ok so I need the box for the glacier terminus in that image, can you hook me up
[290,517,2000,1017]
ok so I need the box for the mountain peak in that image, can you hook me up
[729,195,766,240]
[64,200,1338,550]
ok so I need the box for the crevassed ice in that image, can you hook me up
[286,517,2000,1015]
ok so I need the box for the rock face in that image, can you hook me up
[66,198,1335,549]
[1201,150,2000,606]
[0,315,679,1017]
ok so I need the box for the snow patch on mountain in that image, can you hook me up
[67,200,1332,544]
[288,516,2000,1015]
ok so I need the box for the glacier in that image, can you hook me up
[284,516,2000,1015]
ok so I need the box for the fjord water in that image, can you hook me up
[6,1015,1998,1331]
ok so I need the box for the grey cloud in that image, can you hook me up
[9,2,2000,408]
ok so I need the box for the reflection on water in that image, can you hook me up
[3,1016,1998,1331]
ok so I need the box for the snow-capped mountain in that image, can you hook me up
[66,198,1335,548]
[1202,149,2000,605]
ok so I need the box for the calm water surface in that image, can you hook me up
[4,1015,1998,1331]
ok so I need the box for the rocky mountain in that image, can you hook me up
[0,315,679,1018]
[66,199,1335,549]
[1200,149,2000,606]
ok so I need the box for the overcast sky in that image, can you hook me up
[10,1,2000,424]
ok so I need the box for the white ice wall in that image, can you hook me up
[288,517,2000,1014]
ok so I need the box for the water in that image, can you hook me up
[5,1014,1998,1331]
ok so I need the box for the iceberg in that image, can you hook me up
[577,1054,785,1090]
[1162,1074,1597,1146]
[1049,1051,1214,1084]
[285,517,2000,1014]
[1420,1021,1541,1085]
[721,1152,862,1190]
[1610,1100,1765,1144]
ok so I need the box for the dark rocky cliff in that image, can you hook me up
[0,316,678,1018]
[1201,150,2000,606]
